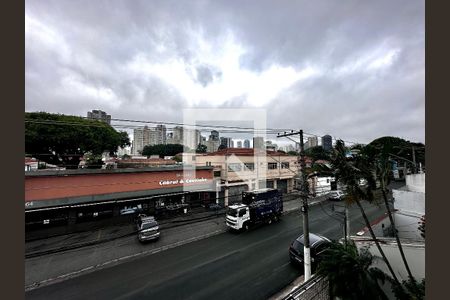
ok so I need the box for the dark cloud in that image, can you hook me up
[25,0,424,143]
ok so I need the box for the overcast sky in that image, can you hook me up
[25,0,424,144]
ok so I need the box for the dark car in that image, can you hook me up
[289,233,332,269]
[136,214,160,242]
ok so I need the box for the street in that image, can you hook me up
[26,199,386,300]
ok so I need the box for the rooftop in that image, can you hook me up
[203,148,290,157]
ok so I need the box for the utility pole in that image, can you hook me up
[412,146,416,174]
[277,130,311,281]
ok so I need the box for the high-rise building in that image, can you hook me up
[87,110,111,124]
[244,139,250,148]
[322,135,333,151]
[237,141,242,148]
[220,137,232,148]
[155,125,167,145]
[253,137,265,149]
[209,130,219,141]
[308,136,318,148]
[132,125,151,155]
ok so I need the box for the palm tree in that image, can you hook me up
[316,241,390,300]
[331,140,400,286]
[363,143,414,280]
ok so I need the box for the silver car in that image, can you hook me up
[137,215,160,242]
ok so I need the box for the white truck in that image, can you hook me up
[225,188,283,231]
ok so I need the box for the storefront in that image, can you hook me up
[25,166,215,232]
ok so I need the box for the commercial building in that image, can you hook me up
[321,135,333,151]
[183,148,299,206]
[25,166,215,233]
[87,110,111,124]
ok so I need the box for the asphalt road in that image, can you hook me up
[26,200,386,300]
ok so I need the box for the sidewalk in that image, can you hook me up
[25,195,328,290]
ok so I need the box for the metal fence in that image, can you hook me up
[283,276,330,300]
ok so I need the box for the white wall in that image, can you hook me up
[393,189,425,215]
[405,173,425,193]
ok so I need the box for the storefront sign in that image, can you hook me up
[159,177,209,186]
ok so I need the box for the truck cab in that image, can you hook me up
[226,204,250,230]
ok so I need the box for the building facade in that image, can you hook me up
[321,135,333,151]
[87,110,111,124]
[243,139,250,148]
[183,148,299,206]
[25,166,215,233]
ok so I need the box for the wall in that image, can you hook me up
[405,173,425,193]
[392,189,425,215]
[25,168,213,202]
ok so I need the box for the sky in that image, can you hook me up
[25,0,425,145]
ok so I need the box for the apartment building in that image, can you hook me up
[184,148,299,206]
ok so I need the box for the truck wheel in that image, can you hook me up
[244,222,250,231]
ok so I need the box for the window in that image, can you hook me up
[281,162,289,169]
[268,162,278,170]
[228,163,242,172]
[244,163,255,171]
[192,156,196,161]
[206,162,212,166]
[239,209,246,217]
[214,171,221,177]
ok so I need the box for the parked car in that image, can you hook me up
[136,214,160,242]
[328,190,345,201]
[289,233,332,270]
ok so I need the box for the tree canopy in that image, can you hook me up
[142,144,186,158]
[366,136,425,169]
[25,112,130,169]
[196,143,207,153]
[317,241,390,300]
[304,146,331,161]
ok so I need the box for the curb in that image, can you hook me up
[356,213,388,236]
[25,228,227,292]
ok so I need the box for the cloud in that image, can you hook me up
[25,0,424,143]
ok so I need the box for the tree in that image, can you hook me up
[121,154,131,160]
[141,144,185,158]
[363,140,415,281]
[392,277,425,300]
[317,241,390,300]
[25,112,130,169]
[196,144,207,153]
[305,146,331,162]
[287,151,298,156]
[368,136,425,173]
[331,140,401,286]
